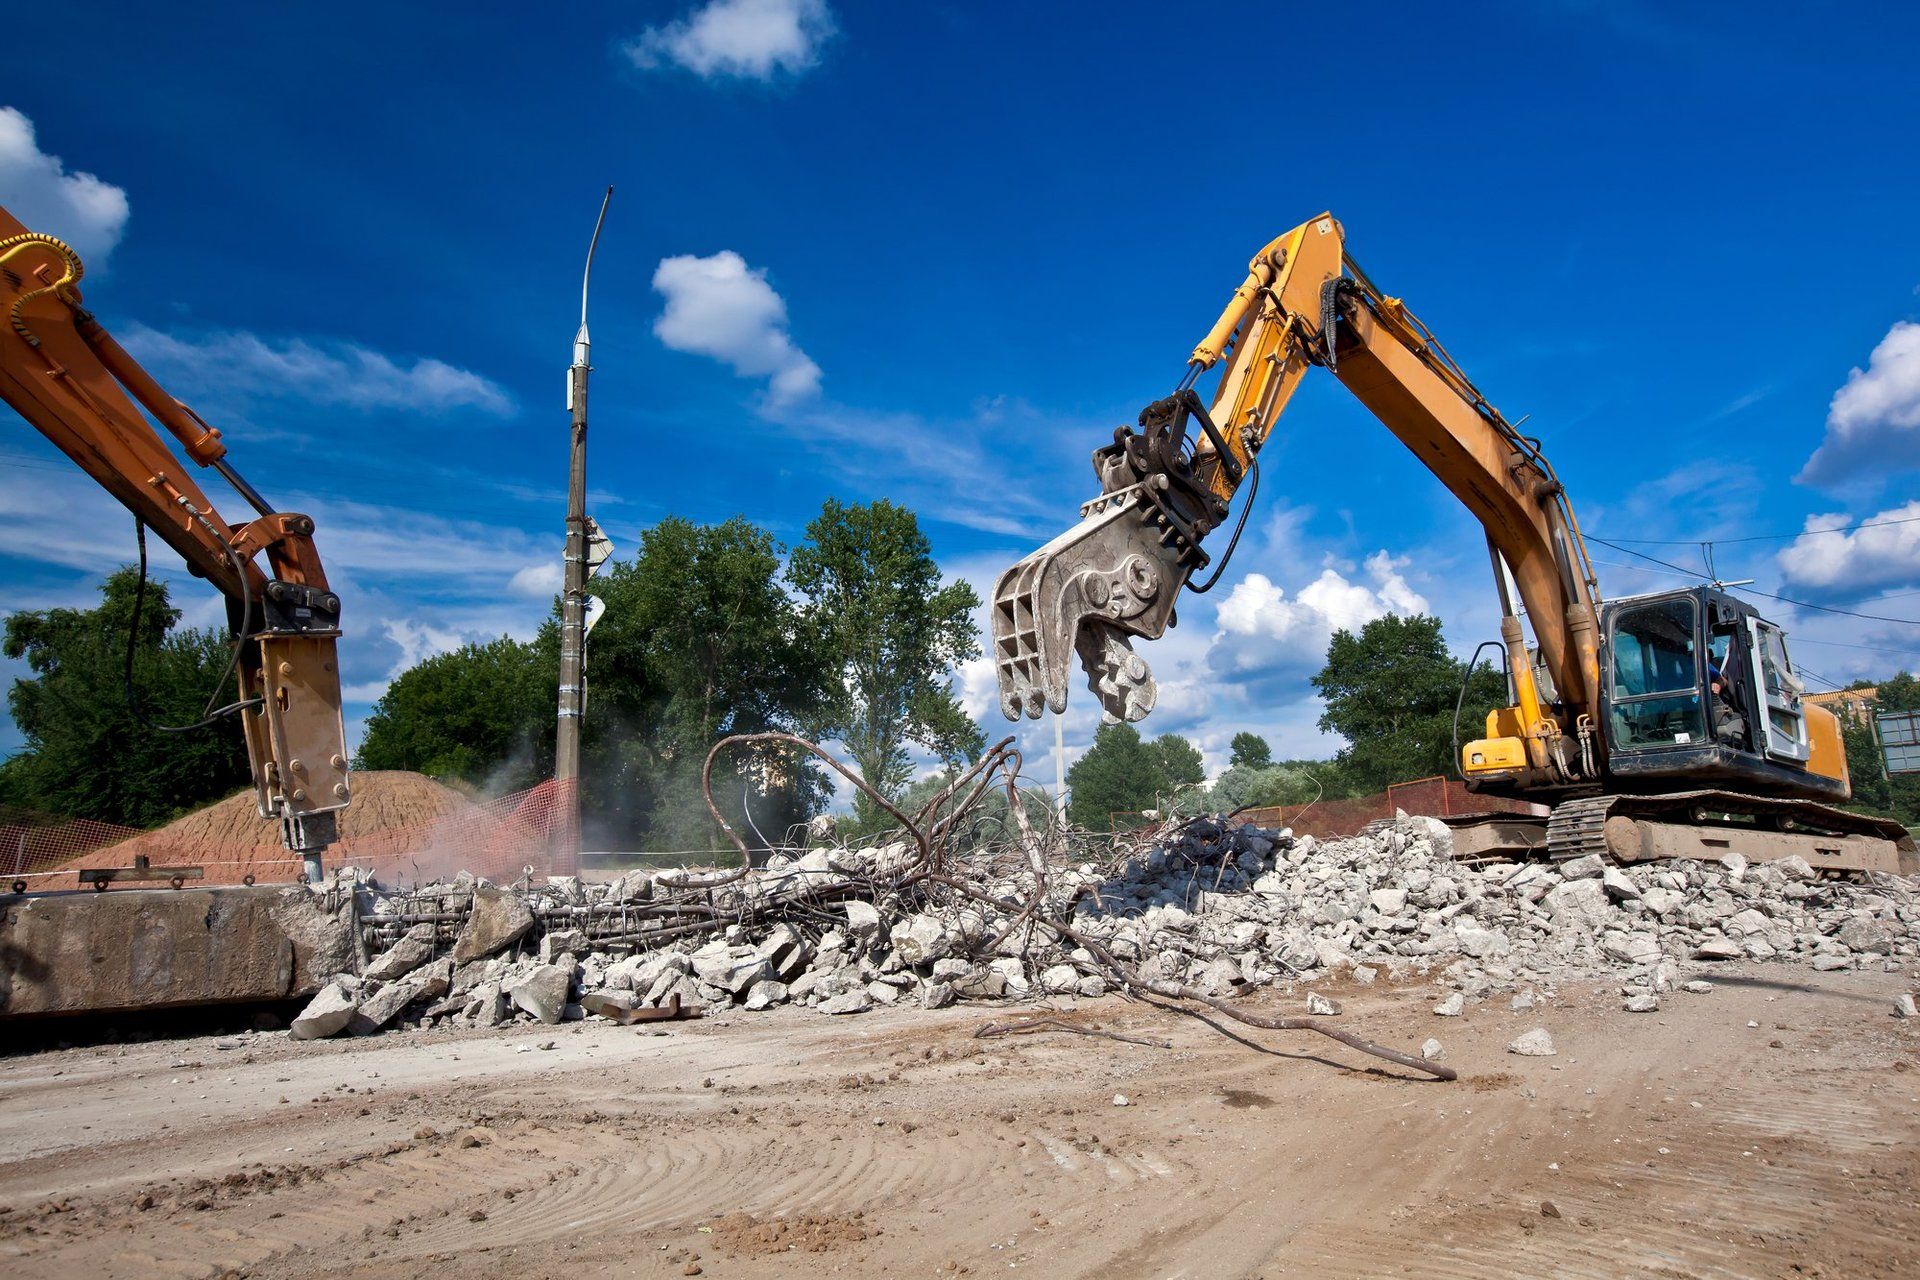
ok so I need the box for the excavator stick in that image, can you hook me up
[992,484,1192,724]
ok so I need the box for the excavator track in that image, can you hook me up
[1543,790,1916,875]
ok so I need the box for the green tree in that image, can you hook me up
[356,636,553,788]
[352,516,831,851]
[788,499,984,823]
[574,516,829,851]
[1153,732,1205,785]
[1839,671,1920,826]
[1066,721,1161,829]
[0,568,250,827]
[1228,731,1272,770]
[1060,725,1208,828]
[1311,613,1505,792]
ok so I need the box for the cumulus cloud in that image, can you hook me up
[1799,321,1920,485]
[625,0,835,80]
[1213,552,1429,663]
[120,325,514,417]
[0,107,129,263]
[1776,500,1920,595]
[652,250,822,405]
[508,561,563,599]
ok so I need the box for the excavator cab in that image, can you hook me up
[1596,587,1844,803]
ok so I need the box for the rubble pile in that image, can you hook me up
[287,811,1920,1040]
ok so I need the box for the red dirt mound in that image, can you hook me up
[58,771,482,884]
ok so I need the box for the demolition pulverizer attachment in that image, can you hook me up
[990,485,1196,724]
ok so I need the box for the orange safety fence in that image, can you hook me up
[1237,775,1544,841]
[2,778,577,892]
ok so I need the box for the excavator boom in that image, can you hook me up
[994,213,1603,793]
[0,204,349,876]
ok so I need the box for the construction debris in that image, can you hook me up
[280,733,1919,1086]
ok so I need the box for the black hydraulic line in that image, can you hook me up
[1186,456,1258,595]
[1452,640,1511,780]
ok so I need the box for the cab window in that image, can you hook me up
[1608,597,1705,749]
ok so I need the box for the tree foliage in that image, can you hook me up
[1840,670,1920,826]
[1311,613,1505,792]
[581,516,828,850]
[1228,731,1272,770]
[1065,722,1206,829]
[788,499,983,822]
[0,569,251,827]
[357,636,553,789]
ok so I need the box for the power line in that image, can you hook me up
[1597,510,1920,547]
[1587,535,1920,629]
[1792,636,1920,658]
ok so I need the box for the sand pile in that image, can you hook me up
[57,771,481,883]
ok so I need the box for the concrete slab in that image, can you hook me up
[0,884,351,1018]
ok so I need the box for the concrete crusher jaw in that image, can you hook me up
[991,394,1232,724]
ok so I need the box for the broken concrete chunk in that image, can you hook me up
[463,979,510,1027]
[1599,867,1641,901]
[890,913,953,966]
[451,885,535,965]
[539,928,589,963]
[1420,1038,1446,1062]
[348,978,421,1035]
[756,923,812,980]
[290,980,359,1040]
[1693,937,1743,960]
[1507,1028,1557,1056]
[1622,993,1659,1013]
[1306,992,1341,1016]
[505,963,570,1024]
[743,979,789,1011]
[690,942,772,994]
[579,991,637,1019]
[1894,993,1918,1019]
[819,988,873,1015]
[1836,915,1893,955]
[1432,993,1464,1017]
[363,923,436,982]
[842,900,883,943]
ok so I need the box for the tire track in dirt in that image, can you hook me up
[1278,1064,1920,1280]
[28,1109,1187,1279]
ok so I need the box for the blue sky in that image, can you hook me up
[4,0,1920,787]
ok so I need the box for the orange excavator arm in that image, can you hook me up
[0,204,350,874]
[992,213,1603,790]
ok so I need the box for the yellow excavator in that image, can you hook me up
[993,213,1915,874]
[1,204,349,881]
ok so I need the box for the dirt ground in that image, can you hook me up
[2,966,1916,1280]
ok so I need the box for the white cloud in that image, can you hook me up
[652,250,822,405]
[508,561,563,598]
[1799,320,1920,485]
[1776,500,1920,595]
[1213,552,1430,665]
[625,0,835,80]
[0,107,129,263]
[121,324,514,418]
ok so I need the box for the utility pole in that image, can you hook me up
[1053,711,1067,822]
[555,186,612,869]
